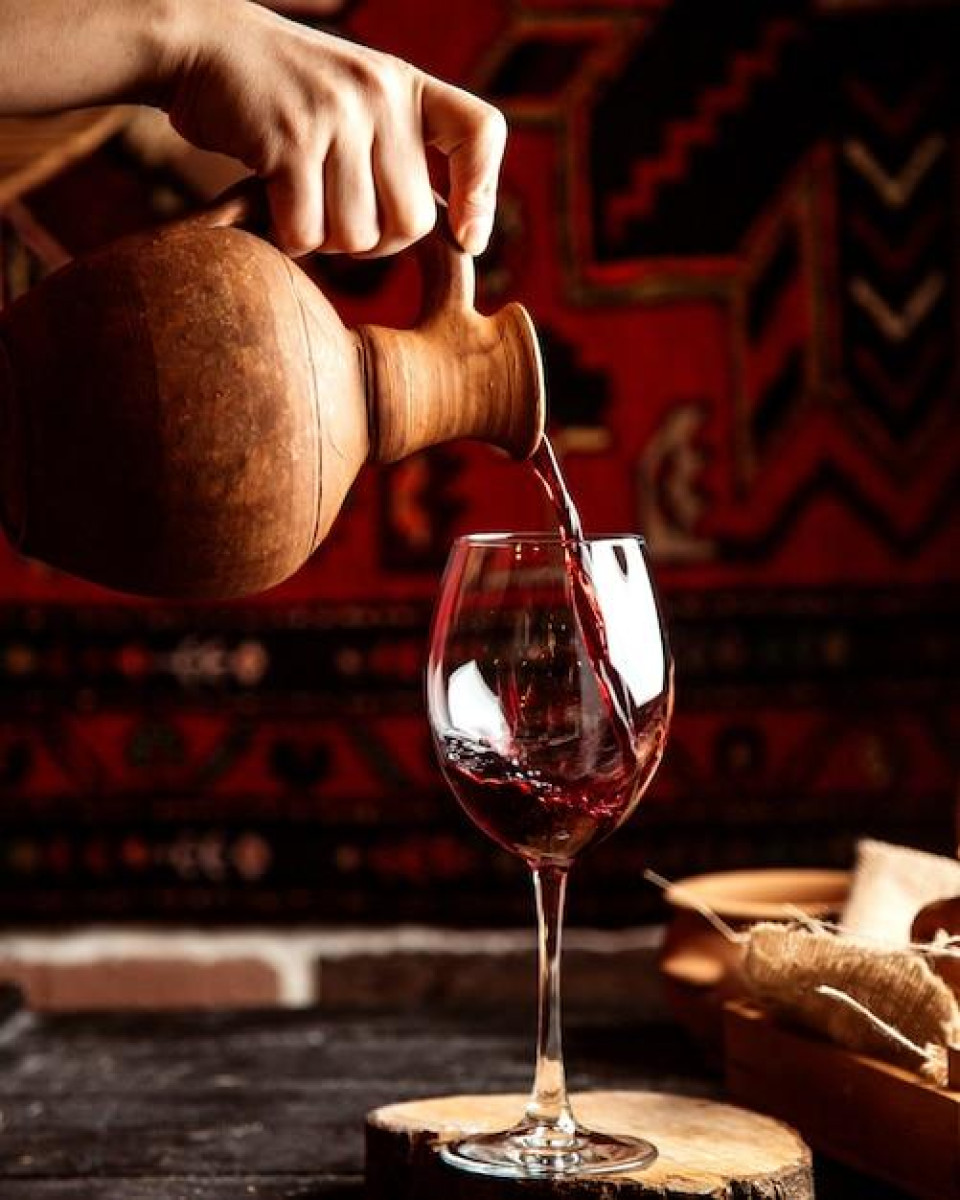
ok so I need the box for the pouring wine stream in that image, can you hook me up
[531,437,636,745]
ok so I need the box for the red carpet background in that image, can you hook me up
[0,0,957,925]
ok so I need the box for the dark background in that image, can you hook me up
[0,0,957,926]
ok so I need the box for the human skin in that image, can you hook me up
[0,0,507,257]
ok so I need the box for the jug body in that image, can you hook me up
[0,221,363,597]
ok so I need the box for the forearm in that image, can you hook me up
[0,0,190,113]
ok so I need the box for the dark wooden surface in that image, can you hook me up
[0,984,913,1199]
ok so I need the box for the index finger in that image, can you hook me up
[421,76,507,255]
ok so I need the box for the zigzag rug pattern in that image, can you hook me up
[0,0,956,924]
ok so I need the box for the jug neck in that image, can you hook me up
[357,301,545,465]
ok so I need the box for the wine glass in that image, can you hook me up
[427,532,673,1178]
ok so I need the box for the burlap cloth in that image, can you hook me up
[744,922,960,1085]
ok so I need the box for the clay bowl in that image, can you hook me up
[659,868,851,1060]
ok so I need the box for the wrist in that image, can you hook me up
[142,0,215,110]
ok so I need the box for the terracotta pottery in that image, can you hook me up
[659,868,851,1059]
[0,182,545,598]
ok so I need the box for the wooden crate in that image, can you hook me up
[724,999,960,1200]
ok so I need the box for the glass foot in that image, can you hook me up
[439,1121,657,1179]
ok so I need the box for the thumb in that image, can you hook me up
[422,78,507,255]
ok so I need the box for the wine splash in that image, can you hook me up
[442,696,668,862]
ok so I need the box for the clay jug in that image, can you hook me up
[0,183,544,598]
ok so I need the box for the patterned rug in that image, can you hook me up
[0,0,956,924]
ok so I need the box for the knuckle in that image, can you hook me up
[327,85,366,128]
[341,227,381,255]
[283,229,320,258]
[340,54,394,110]
[391,203,436,243]
[412,204,439,240]
[354,239,400,261]
[460,176,497,215]
[375,53,413,92]
[279,207,323,256]
[270,106,307,155]
[466,177,496,206]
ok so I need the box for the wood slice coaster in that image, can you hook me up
[366,1090,813,1199]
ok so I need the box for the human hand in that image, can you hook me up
[165,0,507,257]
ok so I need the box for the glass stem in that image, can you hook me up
[524,864,577,1140]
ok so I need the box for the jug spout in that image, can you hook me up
[358,299,545,465]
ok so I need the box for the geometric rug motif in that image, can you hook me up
[0,0,956,923]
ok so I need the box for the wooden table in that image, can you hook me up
[0,985,912,1198]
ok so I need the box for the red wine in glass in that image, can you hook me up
[427,453,673,1178]
[440,695,668,862]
